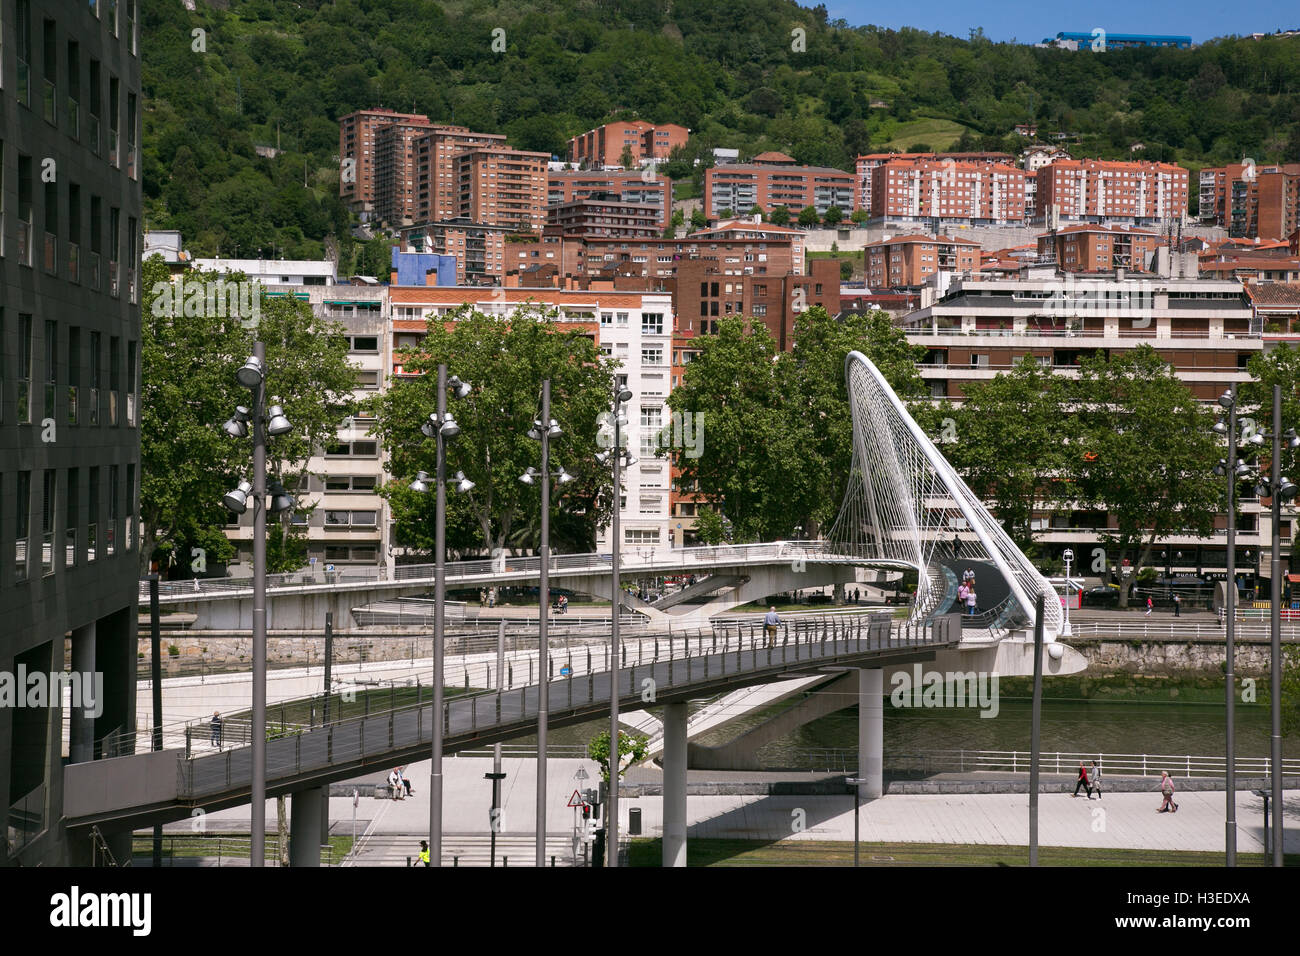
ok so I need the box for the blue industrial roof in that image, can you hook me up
[1055,31,1192,44]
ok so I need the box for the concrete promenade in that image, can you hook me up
[166,757,1299,863]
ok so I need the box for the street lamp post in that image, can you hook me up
[597,383,636,867]
[221,344,295,866]
[409,365,472,867]
[1061,548,1075,638]
[1212,387,1245,866]
[519,381,572,866]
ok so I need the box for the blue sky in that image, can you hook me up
[825,0,1299,44]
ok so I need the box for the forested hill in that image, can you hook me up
[142,0,1300,262]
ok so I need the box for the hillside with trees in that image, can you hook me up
[142,0,1300,260]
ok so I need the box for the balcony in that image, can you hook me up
[15,537,28,581]
[68,243,80,283]
[66,528,77,569]
[42,532,54,576]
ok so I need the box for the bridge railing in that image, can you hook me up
[782,749,1300,778]
[138,540,869,602]
[174,612,940,799]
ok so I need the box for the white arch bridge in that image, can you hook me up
[143,351,1065,643]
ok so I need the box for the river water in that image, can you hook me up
[514,675,1297,769]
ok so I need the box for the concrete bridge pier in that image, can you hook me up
[859,668,883,799]
[69,622,96,764]
[289,787,325,867]
[662,702,688,867]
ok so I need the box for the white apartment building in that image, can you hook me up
[387,286,676,559]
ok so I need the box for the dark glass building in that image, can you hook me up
[1,0,140,866]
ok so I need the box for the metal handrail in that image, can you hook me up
[174,615,938,798]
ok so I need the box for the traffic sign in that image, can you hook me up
[560,665,572,676]
[567,789,586,808]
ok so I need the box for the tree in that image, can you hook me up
[690,208,707,230]
[1067,346,1221,607]
[946,360,1067,552]
[850,209,869,224]
[619,145,636,169]
[139,256,357,577]
[368,306,614,556]
[692,507,730,545]
[1240,343,1300,477]
[748,204,765,220]
[824,205,843,225]
[839,260,854,281]
[587,729,650,783]
[770,206,791,226]
[798,205,820,227]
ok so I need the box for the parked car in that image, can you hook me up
[1081,585,1120,607]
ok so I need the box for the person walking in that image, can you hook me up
[966,585,977,616]
[764,607,781,646]
[1145,595,1153,617]
[418,840,430,866]
[1073,761,1092,798]
[1173,593,1181,617]
[210,711,223,748]
[1157,771,1178,812]
[1089,760,1102,800]
[957,580,969,611]
[479,588,487,608]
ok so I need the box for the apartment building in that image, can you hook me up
[567,121,690,169]
[338,108,431,212]
[869,159,1028,225]
[674,258,841,351]
[1198,162,1255,231]
[2,0,143,867]
[1037,224,1163,272]
[387,287,675,554]
[454,145,549,234]
[704,164,856,218]
[865,234,981,289]
[1036,159,1188,226]
[373,117,436,226]
[548,194,664,239]
[901,264,1269,584]
[547,170,669,230]
[412,126,508,225]
[505,233,800,283]
[214,286,390,572]
[398,220,508,285]
[856,152,1014,215]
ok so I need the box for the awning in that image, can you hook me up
[1287,574,1300,583]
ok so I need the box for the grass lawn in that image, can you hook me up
[876,117,974,152]
[626,838,1291,867]
[131,833,355,865]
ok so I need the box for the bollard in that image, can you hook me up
[503,856,508,867]
[454,855,459,867]
[407,856,412,867]
[551,855,556,867]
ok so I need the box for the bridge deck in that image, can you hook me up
[65,617,959,831]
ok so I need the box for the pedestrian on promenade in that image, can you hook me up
[952,535,961,559]
[958,581,969,610]
[210,711,223,748]
[1145,596,1153,617]
[1089,761,1102,800]
[764,607,781,646]
[418,840,430,866]
[966,586,977,616]
[488,587,496,609]
[1173,593,1181,617]
[1073,761,1092,798]
[1157,771,1178,812]
[479,588,487,608]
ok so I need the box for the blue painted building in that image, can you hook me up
[390,248,458,287]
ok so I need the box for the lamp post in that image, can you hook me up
[409,364,472,867]
[597,383,636,866]
[519,381,572,866]
[1212,386,1246,867]
[1061,548,1075,638]
[846,777,865,867]
[1243,385,1297,867]
[220,343,295,866]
